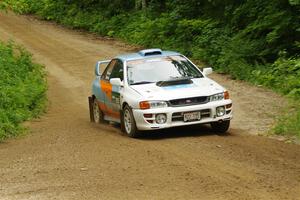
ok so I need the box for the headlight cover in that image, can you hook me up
[139,101,168,109]
[209,93,224,102]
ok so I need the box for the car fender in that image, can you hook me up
[121,86,143,110]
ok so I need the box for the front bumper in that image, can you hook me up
[132,100,233,130]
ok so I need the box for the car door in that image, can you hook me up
[100,60,116,116]
[100,59,123,119]
[108,59,124,117]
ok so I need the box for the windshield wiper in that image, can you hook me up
[168,76,193,81]
[193,75,203,78]
[130,81,153,85]
[169,75,203,80]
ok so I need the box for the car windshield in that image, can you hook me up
[127,55,203,85]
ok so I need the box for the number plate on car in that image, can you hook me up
[183,112,201,122]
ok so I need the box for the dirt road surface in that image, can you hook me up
[0,12,299,200]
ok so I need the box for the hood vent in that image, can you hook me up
[138,49,162,56]
[156,78,193,87]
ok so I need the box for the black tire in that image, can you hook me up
[120,110,125,132]
[93,98,105,123]
[211,120,230,134]
[121,105,139,138]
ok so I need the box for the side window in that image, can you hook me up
[102,60,116,80]
[109,60,124,81]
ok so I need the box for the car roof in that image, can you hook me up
[116,49,182,62]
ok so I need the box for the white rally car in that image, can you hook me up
[88,49,233,137]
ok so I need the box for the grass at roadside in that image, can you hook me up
[0,41,47,141]
[253,57,300,139]
[274,101,300,138]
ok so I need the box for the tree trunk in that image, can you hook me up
[135,0,147,10]
[135,0,141,10]
[141,0,147,9]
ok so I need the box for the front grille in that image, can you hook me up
[172,109,211,122]
[169,96,208,107]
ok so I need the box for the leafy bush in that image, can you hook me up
[252,57,300,137]
[0,41,47,141]
[252,56,300,98]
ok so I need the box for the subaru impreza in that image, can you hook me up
[88,49,232,137]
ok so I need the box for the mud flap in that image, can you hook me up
[88,96,94,122]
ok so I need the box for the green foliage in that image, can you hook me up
[0,41,47,141]
[3,0,31,14]
[251,56,300,98]
[274,101,300,138]
[0,1,8,10]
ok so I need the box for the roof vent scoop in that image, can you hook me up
[138,49,162,56]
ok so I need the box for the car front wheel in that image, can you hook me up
[211,120,230,134]
[122,105,139,138]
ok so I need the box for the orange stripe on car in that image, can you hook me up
[100,80,112,100]
[98,101,120,119]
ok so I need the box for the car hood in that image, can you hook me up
[130,78,225,100]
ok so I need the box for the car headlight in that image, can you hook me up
[139,101,168,109]
[209,93,224,102]
[209,91,229,102]
[156,114,167,124]
[216,106,225,117]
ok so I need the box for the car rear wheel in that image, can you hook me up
[122,105,139,138]
[211,120,230,134]
[93,99,104,123]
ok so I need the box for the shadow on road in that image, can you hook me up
[91,120,233,140]
[139,124,232,140]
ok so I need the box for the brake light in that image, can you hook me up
[139,101,150,109]
[224,91,230,99]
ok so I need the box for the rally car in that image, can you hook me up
[88,49,233,137]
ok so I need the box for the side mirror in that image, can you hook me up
[95,60,111,76]
[110,78,123,87]
[203,67,213,76]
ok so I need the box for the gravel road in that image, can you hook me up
[0,12,299,200]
